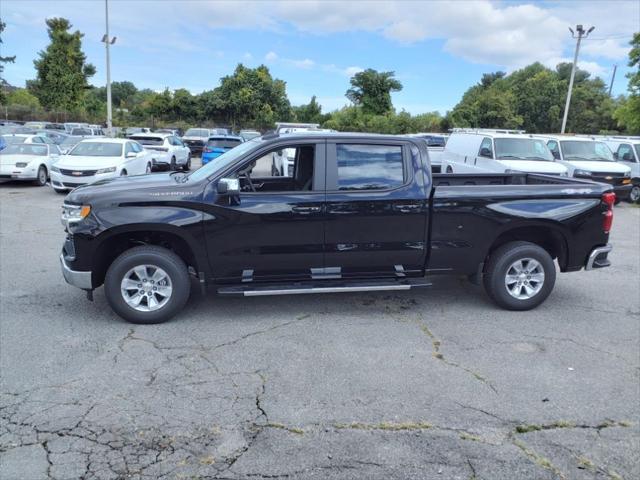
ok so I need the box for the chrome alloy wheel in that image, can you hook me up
[504,258,545,300]
[120,265,172,312]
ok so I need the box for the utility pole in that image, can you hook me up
[561,24,594,134]
[608,64,617,96]
[101,0,116,136]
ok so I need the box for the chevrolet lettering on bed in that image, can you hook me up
[59,133,616,324]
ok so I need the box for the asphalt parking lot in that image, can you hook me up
[1,170,639,480]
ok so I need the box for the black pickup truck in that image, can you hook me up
[59,133,615,324]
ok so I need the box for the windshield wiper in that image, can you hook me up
[497,155,526,160]
[524,156,551,161]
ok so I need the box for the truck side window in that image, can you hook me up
[478,138,493,158]
[547,140,560,159]
[617,144,634,162]
[241,145,316,192]
[336,144,404,191]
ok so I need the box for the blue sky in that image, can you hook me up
[2,0,638,114]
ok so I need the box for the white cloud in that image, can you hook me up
[243,52,253,60]
[265,51,278,62]
[288,58,315,69]
[344,66,364,77]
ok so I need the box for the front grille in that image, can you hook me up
[184,140,204,147]
[62,182,86,188]
[592,173,627,186]
[0,174,11,179]
[60,168,97,177]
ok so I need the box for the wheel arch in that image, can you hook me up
[485,224,569,272]
[91,225,206,288]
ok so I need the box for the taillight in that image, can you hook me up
[602,192,615,233]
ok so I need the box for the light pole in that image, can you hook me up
[561,24,594,134]
[101,0,116,136]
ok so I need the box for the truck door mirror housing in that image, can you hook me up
[479,147,492,158]
[551,150,560,160]
[218,178,240,195]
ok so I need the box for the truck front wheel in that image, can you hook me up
[483,241,556,311]
[104,245,191,324]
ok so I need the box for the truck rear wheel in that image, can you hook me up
[104,245,191,324]
[483,241,556,311]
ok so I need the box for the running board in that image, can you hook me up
[217,279,431,297]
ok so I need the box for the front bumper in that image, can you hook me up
[612,184,632,201]
[51,170,115,190]
[60,253,92,289]
[585,244,612,271]
[0,166,38,181]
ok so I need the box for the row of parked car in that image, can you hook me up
[421,129,639,203]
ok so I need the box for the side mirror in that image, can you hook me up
[479,147,492,158]
[612,152,618,160]
[551,150,560,160]
[217,178,240,195]
[126,152,137,158]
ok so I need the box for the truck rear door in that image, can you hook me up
[323,140,429,278]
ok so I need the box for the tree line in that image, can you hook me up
[1,18,639,134]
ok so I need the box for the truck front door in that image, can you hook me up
[204,141,326,283]
[323,140,429,278]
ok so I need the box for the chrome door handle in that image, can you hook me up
[394,204,420,213]
[292,206,322,214]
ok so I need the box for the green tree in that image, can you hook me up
[292,95,328,123]
[1,20,16,104]
[27,18,96,111]
[6,88,40,108]
[346,69,402,115]
[214,64,292,129]
[614,32,640,133]
[172,88,196,121]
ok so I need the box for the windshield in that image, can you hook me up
[130,136,164,146]
[185,128,208,137]
[1,136,27,145]
[241,132,261,141]
[1,144,47,156]
[494,138,553,161]
[560,141,614,161]
[635,144,640,160]
[189,137,263,182]
[206,138,242,148]
[69,142,122,157]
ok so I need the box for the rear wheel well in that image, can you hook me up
[92,230,198,287]
[486,227,568,271]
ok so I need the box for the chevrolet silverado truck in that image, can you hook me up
[59,133,616,324]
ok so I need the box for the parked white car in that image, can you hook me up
[0,142,61,186]
[50,138,153,193]
[534,135,632,201]
[441,131,568,176]
[129,133,191,171]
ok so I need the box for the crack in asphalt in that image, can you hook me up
[417,319,499,394]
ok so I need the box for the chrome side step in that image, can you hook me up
[217,279,431,297]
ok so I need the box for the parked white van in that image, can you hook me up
[441,130,568,176]
[601,136,640,203]
[534,135,632,201]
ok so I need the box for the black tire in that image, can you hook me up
[483,241,556,311]
[183,155,191,171]
[33,165,47,186]
[145,162,152,174]
[446,165,453,174]
[170,156,177,171]
[629,184,640,204]
[120,169,127,176]
[104,245,191,324]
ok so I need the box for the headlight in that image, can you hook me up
[624,171,631,178]
[51,166,60,173]
[61,204,91,228]
[573,169,592,177]
[96,167,116,174]
[15,162,27,168]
